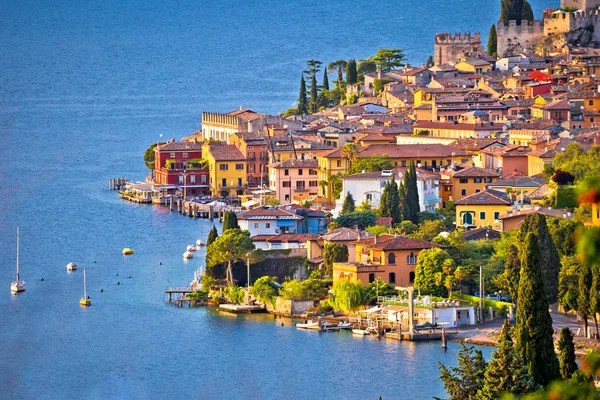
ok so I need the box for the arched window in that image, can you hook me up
[368,273,375,283]
[407,252,417,264]
[462,212,473,226]
[388,253,396,265]
[409,272,415,283]
[389,272,396,284]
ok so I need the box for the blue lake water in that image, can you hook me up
[0,0,552,398]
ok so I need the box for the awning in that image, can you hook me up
[242,200,259,208]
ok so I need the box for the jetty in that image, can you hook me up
[164,286,193,302]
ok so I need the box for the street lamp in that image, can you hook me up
[180,164,189,200]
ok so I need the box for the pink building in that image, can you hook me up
[269,159,319,204]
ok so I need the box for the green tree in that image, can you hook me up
[553,143,600,182]
[346,58,358,85]
[250,276,278,306]
[205,225,220,271]
[577,263,593,336]
[404,161,420,224]
[590,266,600,342]
[330,173,344,200]
[479,322,537,399]
[222,210,240,232]
[494,243,520,302]
[207,229,255,285]
[369,48,406,72]
[389,179,401,224]
[438,345,487,400]
[414,248,450,296]
[328,60,347,86]
[330,279,363,313]
[558,256,588,333]
[357,60,377,80]
[361,278,398,305]
[224,284,245,304]
[522,0,534,21]
[547,218,580,257]
[500,0,525,23]
[356,199,372,212]
[410,220,445,242]
[279,280,309,301]
[341,191,356,215]
[322,243,349,275]
[514,232,560,386]
[426,55,434,68]
[297,74,308,115]
[322,69,330,91]
[341,142,360,167]
[557,327,578,380]
[379,180,391,218]
[518,213,561,303]
[337,211,377,230]
[144,142,166,171]
[305,59,322,114]
[487,24,497,57]
[348,155,394,175]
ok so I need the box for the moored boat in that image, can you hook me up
[186,245,198,252]
[66,262,78,272]
[79,269,91,306]
[196,240,204,246]
[10,227,25,294]
[352,329,369,335]
[296,320,320,330]
[183,251,194,259]
[337,322,352,330]
[122,248,134,255]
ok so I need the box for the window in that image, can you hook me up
[284,169,289,176]
[282,181,291,188]
[475,189,481,193]
[178,175,184,184]
[445,186,451,192]
[474,178,482,183]
[236,164,244,170]
[409,272,415,283]
[238,178,242,187]
[447,159,451,165]
[461,189,467,196]
[494,212,500,220]
[298,169,303,176]
[401,161,406,167]
[190,175,196,183]
[407,252,417,264]
[424,183,428,190]
[484,177,493,183]
[266,223,270,229]
[589,100,594,106]
[309,169,317,175]
[254,223,259,229]
[388,253,396,265]
[462,213,473,225]
[284,194,290,201]
[591,117,595,123]
[309,181,318,187]
[459,178,468,184]
[479,211,486,220]
[219,164,228,171]
[201,175,207,183]
[389,272,396,284]
[221,178,226,187]
[170,152,176,158]
[369,273,375,283]
[336,160,342,167]
[183,152,188,158]
[366,193,372,201]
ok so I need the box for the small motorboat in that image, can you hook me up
[66,263,78,272]
[186,245,198,252]
[122,248,134,255]
[196,240,205,246]
[337,322,352,330]
[296,320,320,330]
[352,329,369,336]
[183,251,194,259]
[320,322,340,331]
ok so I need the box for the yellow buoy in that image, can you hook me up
[122,248,134,255]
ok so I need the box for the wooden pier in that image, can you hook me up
[109,177,129,191]
[164,286,193,302]
[167,197,236,220]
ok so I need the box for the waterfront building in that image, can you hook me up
[236,207,304,235]
[250,233,319,257]
[153,141,209,195]
[268,159,319,204]
[202,142,247,198]
[442,165,500,202]
[332,234,440,287]
[339,168,441,212]
[454,189,512,229]
[306,227,372,267]
[229,132,269,188]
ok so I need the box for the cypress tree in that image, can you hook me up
[346,59,357,85]
[322,70,330,91]
[487,25,497,58]
[438,345,487,400]
[518,213,561,303]
[577,263,592,337]
[425,55,434,68]
[557,327,578,380]
[389,179,401,224]
[504,244,520,303]
[590,266,600,341]
[479,322,536,399]
[297,75,308,115]
[341,191,355,215]
[397,181,406,222]
[207,225,218,246]
[402,172,410,221]
[310,75,318,114]
[379,181,391,218]
[522,0,534,21]
[514,232,560,386]
[404,162,420,224]
[222,211,240,232]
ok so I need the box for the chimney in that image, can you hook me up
[354,225,359,232]
[374,235,378,244]
[421,63,425,69]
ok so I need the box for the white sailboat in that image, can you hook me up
[11,227,25,294]
[79,269,91,306]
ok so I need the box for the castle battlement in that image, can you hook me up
[496,20,545,58]
[497,19,543,29]
[543,8,600,39]
[434,32,481,44]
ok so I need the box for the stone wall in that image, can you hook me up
[561,0,600,11]
[434,32,483,65]
[265,297,315,316]
[496,20,545,57]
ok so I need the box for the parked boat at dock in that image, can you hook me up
[183,251,194,259]
[186,245,198,252]
[337,322,352,330]
[296,320,320,330]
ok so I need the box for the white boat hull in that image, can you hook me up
[67,263,78,271]
[183,251,194,259]
[11,282,25,293]
[186,245,198,252]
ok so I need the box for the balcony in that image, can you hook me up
[295,187,309,192]
[218,183,248,189]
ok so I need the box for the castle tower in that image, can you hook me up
[433,32,483,65]
[561,0,600,12]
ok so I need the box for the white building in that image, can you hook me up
[339,168,442,212]
[236,207,304,236]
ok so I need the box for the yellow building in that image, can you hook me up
[527,148,556,176]
[444,166,500,202]
[454,190,512,228]
[317,147,350,203]
[593,203,600,227]
[202,142,247,197]
[454,59,493,74]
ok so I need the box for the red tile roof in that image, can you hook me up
[358,144,471,158]
[454,189,511,205]
[207,143,246,161]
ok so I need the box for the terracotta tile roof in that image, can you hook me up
[368,235,442,251]
[207,143,246,161]
[356,134,395,143]
[452,166,500,178]
[321,227,370,242]
[414,122,499,131]
[158,142,203,151]
[455,189,511,205]
[499,207,574,220]
[489,176,543,188]
[237,208,303,220]
[269,159,318,169]
[358,144,471,158]
[375,217,393,226]
[462,227,501,241]
[526,184,553,200]
[450,139,505,151]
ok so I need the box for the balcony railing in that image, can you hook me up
[295,187,309,191]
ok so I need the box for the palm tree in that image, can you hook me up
[341,142,359,169]
[328,60,347,86]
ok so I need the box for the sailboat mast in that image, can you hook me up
[83,269,87,299]
[16,227,20,282]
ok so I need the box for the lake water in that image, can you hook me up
[1,0,551,398]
